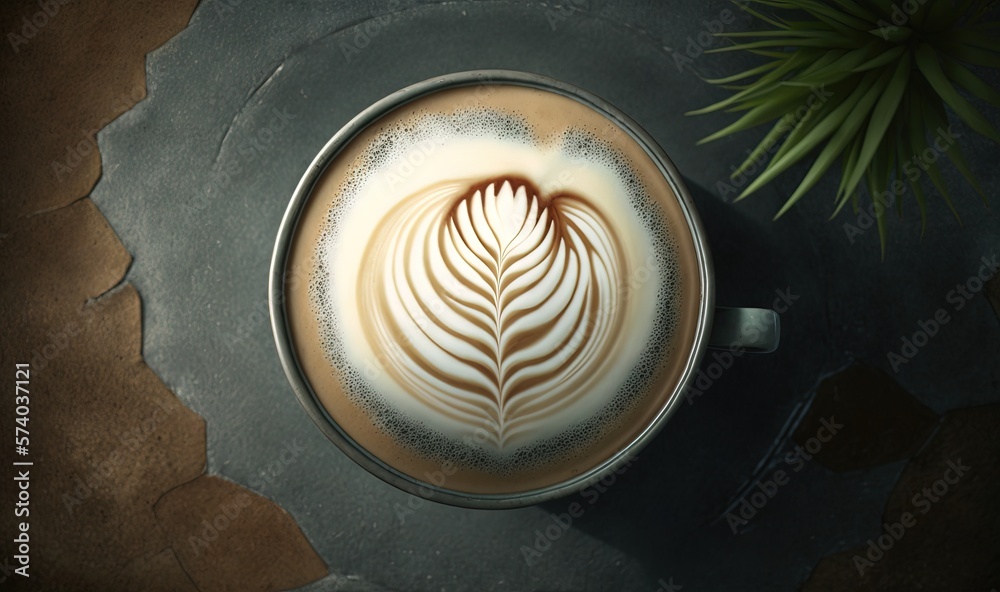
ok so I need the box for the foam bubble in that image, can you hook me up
[307,98,682,475]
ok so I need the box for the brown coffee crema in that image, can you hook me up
[285,84,702,494]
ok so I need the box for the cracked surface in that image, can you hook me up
[87,1,1000,590]
[792,364,938,472]
[3,0,998,590]
[0,0,197,230]
[802,405,1000,590]
[0,202,207,588]
[154,475,327,592]
[0,0,326,589]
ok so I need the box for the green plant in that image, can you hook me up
[690,0,1000,255]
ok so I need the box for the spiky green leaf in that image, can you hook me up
[739,74,877,200]
[916,43,1000,142]
[702,61,783,85]
[941,58,1000,107]
[837,54,911,204]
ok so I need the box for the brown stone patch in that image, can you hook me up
[154,475,328,592]
[112,549,201,592]
[802,405,1000,590]
[0,0,200,229]
[793,364,937,471]
[0,202,206,589]
[0,0,327,589]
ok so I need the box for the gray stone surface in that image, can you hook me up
[91,1,1000,590]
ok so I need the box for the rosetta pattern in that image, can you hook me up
[358,179,628,449]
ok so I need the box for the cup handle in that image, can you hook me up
[707,307,780,354]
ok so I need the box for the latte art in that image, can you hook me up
[358,178,627,449]
[286,83,701,493]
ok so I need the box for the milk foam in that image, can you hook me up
[309,103,681,470]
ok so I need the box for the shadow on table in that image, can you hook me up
[537,179,829,583]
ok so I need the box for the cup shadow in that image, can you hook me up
[537,179,828,581]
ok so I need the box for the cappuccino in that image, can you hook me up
[285,83,701,493]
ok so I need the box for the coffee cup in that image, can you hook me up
[270,70,779,509]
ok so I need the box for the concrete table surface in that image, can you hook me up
[90,1,1000,590]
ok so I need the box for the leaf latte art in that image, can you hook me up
[358,178,629,449]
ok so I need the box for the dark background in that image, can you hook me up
[1,1,998,590]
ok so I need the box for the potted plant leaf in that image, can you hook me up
[690,0,1000,256]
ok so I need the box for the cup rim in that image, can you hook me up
[269,69,715,509]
